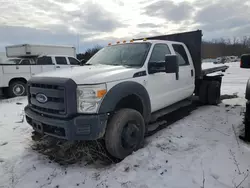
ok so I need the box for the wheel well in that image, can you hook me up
[115,95,144,115]
[9,78,27,86]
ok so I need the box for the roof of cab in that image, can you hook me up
[108,39,184,46]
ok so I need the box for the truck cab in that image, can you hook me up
[24,30,227,159]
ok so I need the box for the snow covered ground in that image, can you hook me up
[0,62,250,188]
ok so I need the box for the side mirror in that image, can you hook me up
[165,55,178,73]
[240,54,250,69]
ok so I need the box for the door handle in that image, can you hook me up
[56,66,60,68]
[191,69,194,77]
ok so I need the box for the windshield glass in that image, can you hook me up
[86,43,151,67]
[1,59,21,64]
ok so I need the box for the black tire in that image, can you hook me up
[244,102,250,141]
[207,81,221,105]
[244,116,250,141]
[199,81,209,104]
[8,81,27,98]
[105,108,145,159]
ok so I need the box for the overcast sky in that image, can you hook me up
[0,0,250,52]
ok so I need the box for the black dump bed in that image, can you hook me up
[135,30,228,78]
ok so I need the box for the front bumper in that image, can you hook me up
[25,106,108,140]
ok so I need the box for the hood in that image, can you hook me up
[35,64,141,84]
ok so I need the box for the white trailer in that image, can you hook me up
[6,44,76,58]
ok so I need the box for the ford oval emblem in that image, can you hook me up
[36,93,48,103]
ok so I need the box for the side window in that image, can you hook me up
[20,59,30,65]
[55,57,67,65]
[37,56,53,65]
[172,44,189,66]
[68,57,80,65]
[149,44,171,63]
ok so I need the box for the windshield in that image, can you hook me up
[1,59,21,64]
[86,43,151,67]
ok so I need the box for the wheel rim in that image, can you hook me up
[13,84,25,96]
[121,121,140,149]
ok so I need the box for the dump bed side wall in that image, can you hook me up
[135,30,202,78]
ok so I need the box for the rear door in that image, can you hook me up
[36,56,56,73]
[172,44,194,99]
[54,56,70,70]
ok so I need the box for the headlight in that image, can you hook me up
[77,84,107,113]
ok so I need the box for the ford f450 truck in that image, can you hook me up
[24,30,229,159]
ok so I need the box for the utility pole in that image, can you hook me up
[77,33,80,54]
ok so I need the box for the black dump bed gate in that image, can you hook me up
[134,30,203,78]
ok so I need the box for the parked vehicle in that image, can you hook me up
[24,30,229,159]
[0,44,80,97]
[229,56,238,62]
[239,54,250,141]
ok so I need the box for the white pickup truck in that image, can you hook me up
[24,30,228,159]
[0,44,80,97]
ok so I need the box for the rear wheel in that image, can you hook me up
[105,108,145,159]
[8,81,27,98]
[199,81,209,104]
[207,81,221,105]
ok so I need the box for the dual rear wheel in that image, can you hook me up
[199,80,221,105]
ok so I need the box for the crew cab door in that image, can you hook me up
[147,43,180,112]
[172,44,194,99]
[54,56,71,70]
[34,56,56,75]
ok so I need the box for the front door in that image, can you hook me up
[68,57,80,67]
[146,43,181,112]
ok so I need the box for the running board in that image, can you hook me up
[147,120,167,132]
[150,98,192,122]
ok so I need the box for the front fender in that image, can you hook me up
[98,81,151,122]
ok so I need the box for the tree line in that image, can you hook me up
[202,37,250,58]
[77,37,250,61]
[77,45,102,63]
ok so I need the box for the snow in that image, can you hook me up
[1,62,250,188]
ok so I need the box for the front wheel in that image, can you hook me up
[8,81,27,98]
[105,109,145,159]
